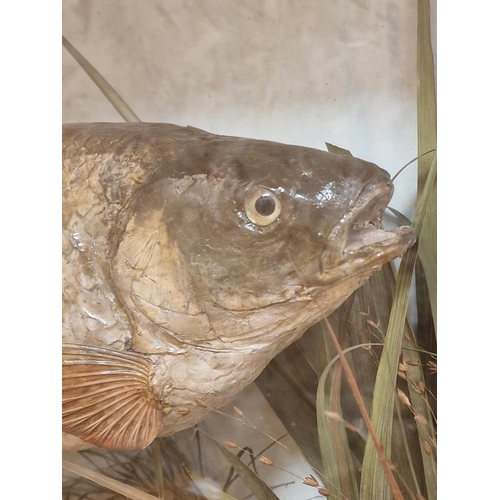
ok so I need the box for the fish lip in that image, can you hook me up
[319,181,416,279]
[319,224,416,281]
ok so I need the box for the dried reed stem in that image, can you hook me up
[323,319,405,500]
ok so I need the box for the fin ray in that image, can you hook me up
[62,343,162,450]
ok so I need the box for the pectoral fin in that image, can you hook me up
[62,344,162,451]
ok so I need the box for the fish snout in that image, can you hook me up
[319,168,414,278]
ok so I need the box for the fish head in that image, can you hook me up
[113,130,415,346]
[184,143,402,298]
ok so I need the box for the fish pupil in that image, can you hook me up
[255,195,276,216]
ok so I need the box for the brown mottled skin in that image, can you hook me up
[62,123,415,450]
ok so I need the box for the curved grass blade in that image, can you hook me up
[189,479,240,500]
[316,342,385,500]
[200,431,280,500]
[316,337,345,499]
[62,459,160,500]
[321,296,359,500]
[359,153,436,500]
[391,149,435,183]
[386,207,412,227]
[62,36,141,123]
[158,435,232,500]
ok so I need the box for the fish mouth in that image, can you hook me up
[320,181,416,279]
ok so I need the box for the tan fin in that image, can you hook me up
[62,343,162,451]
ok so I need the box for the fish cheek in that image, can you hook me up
[194,244,294,310]
[154,179,313,310]
[113,208,199,311]
[151,181,269,309]
[185,221,309,310]
[110,181,208,346]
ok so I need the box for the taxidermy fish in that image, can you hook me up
[62,122,415,451]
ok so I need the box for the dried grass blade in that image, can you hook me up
[200,431,280,500]
[417,0,437,330]
[327,363,359,500]
[413,2,437,495]
[152,439,166,499]
[62,459,160,500]
[393,400,423,496]
[417,0,436,189]
[359,155,436,500]
[402,337,437,500]
[387,207,412,227]
[255,352,322,472]
[326,296,359,500]
[316,342,384,500]
[317,362,343,498]
[362,262,429,494]
[186,472,240,500]
[315,322,343,496]
[62,36,141,123]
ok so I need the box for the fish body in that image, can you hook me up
[62,122,415,450]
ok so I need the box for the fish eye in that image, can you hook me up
[244,187,282,226]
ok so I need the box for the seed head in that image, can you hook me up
[259,456,273,466]
[397,389,411,407]
[366,318,382,333]
[414,413,428,426]
[302,475,319,487]
[234,407,245,418]
[424,441,433,455]
[324,410,342,422]
[427,360,437,374]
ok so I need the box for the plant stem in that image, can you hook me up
[323,319,405,500]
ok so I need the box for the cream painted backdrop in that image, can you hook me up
[62,1,433,498]
[63,0,425,219]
